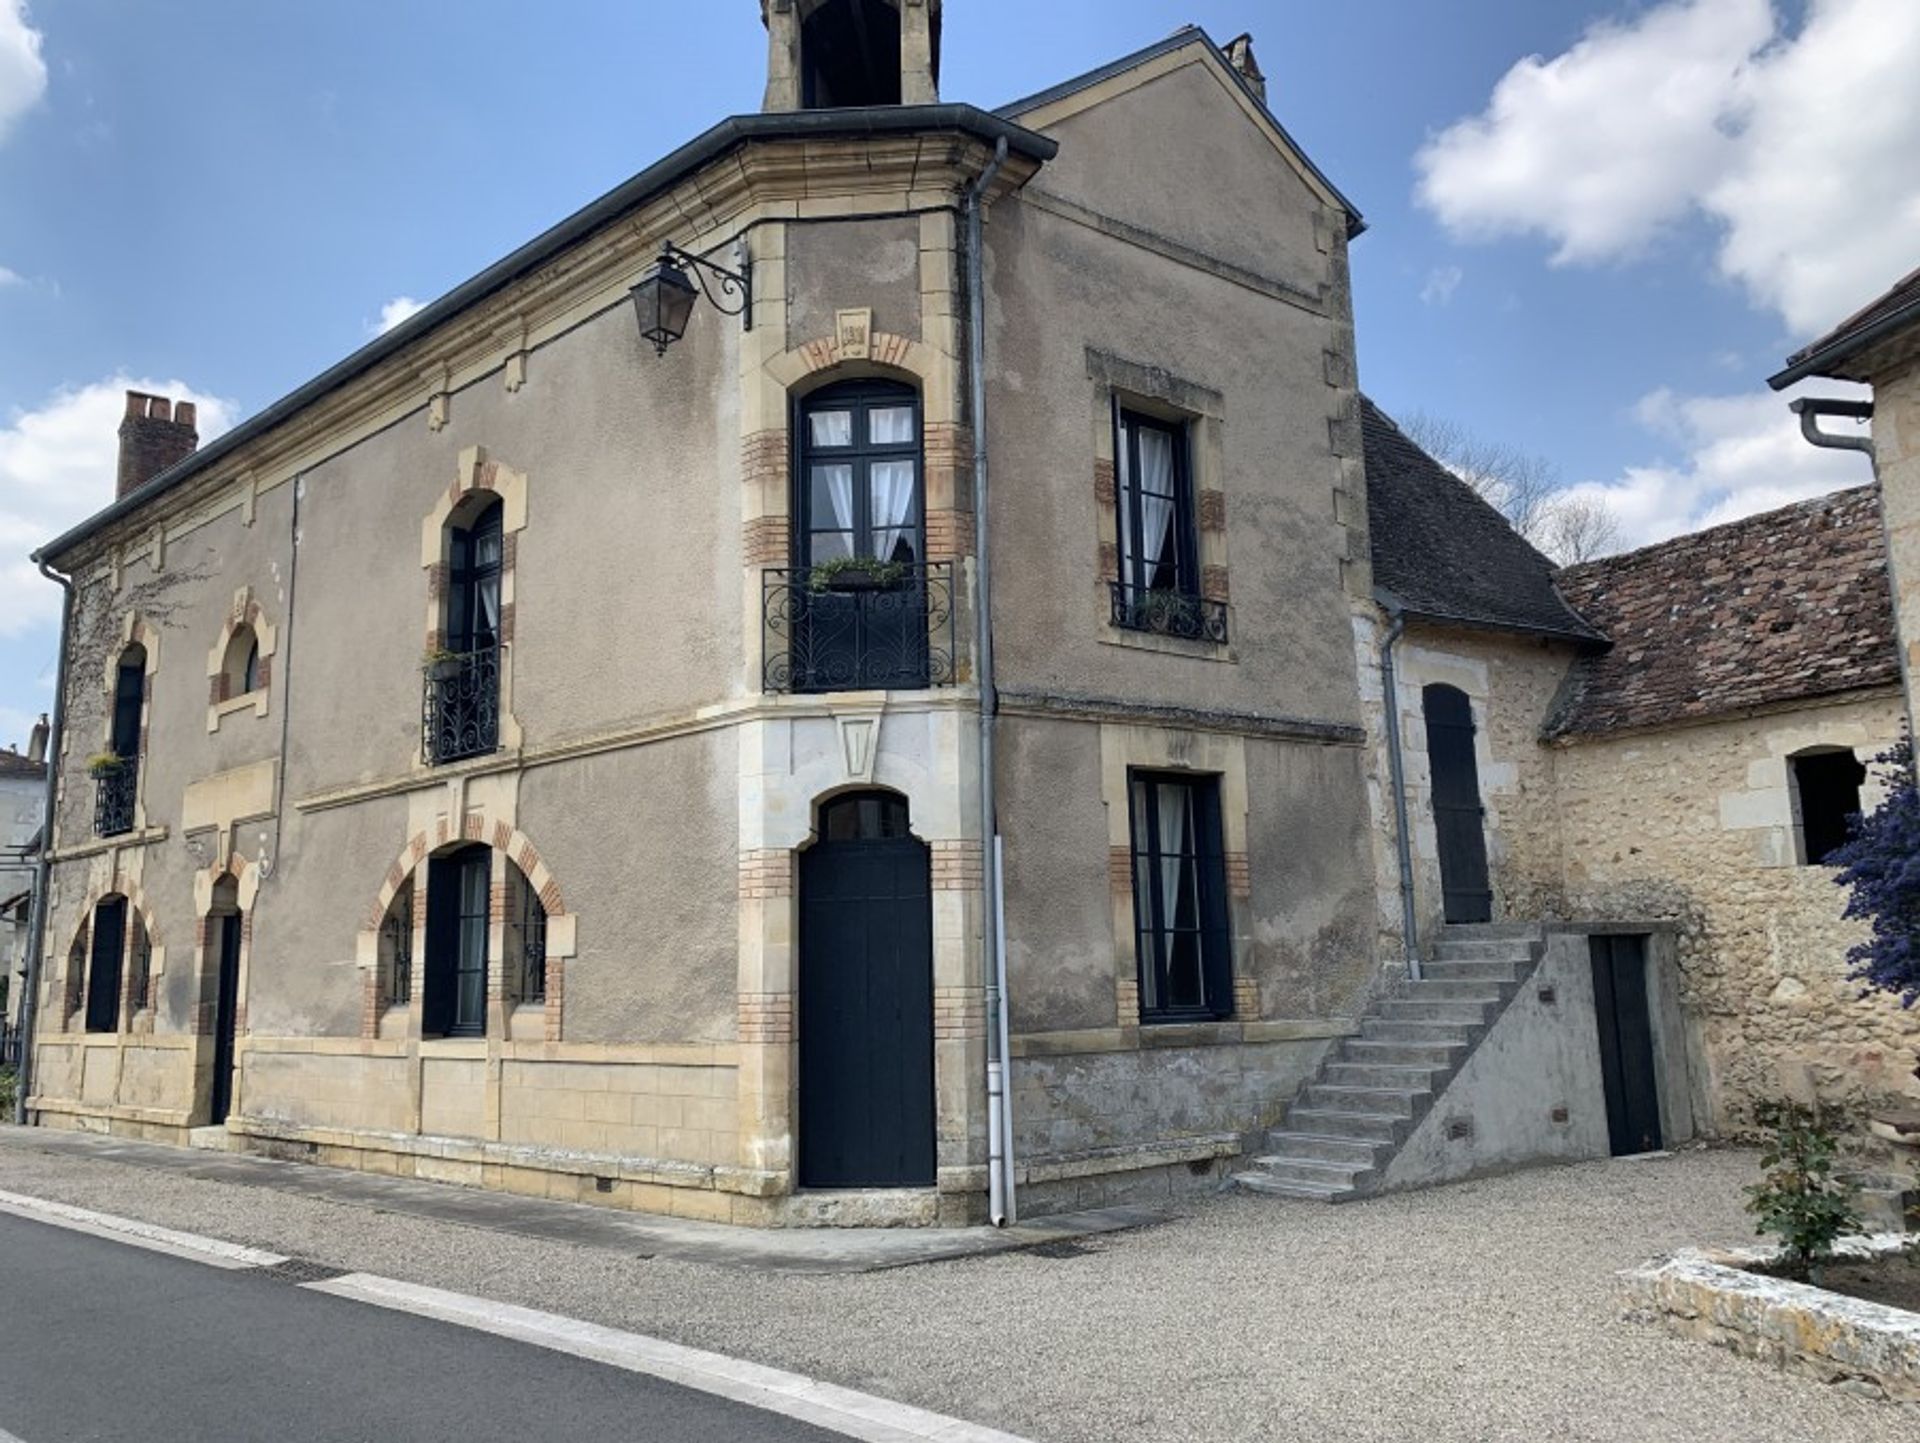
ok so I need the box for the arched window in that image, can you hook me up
[83,895,129,1034]
[423,845,490,1037]
[427,499,503,764]
[801,0,903,108]
[379,878,415,1007]
[95,644,145,837]
[222,624,261,698]
[507,863,547,1005]
[129,912,153,1016]
[65,919,89,1026]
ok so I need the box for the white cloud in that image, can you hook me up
[1419,265,1463,307]
[0,0,46,142]
[1556,381,1872,553]
[0,266,20,288]
[1416,0,1920,335]
[0,376,237,637]
[371,296,426,335]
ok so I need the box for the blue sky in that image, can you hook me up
[0,0,1914,744]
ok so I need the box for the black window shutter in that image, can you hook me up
[422,856,457,1036]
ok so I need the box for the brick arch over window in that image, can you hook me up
[743,333,974,570]
[419,446,529,755]
[356,817,575,1040]
[205,586,278,727]
[58,882,166,1032]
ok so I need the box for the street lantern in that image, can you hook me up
[629,242,752,357]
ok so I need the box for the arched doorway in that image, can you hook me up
[1422,684,1492,924]
[207,877,242,1124]
[797,790,935,1188]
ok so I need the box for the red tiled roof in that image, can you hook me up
[1546,486,1898,738]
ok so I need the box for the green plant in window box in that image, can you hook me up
[808,556,907,594]
[86,751,126,778]
[422,646,466,680]
[1139,588,1202,634]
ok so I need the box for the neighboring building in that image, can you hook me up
[0,721,48,1036]
[24,11,1390,1222]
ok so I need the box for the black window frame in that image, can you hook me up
[84,895,129,1035]
[423,845,490,1039]
[794,379,924,570]
[1113,406,1200,599]
[382,878,414,1007]
[1125,770,1233,1024]
[509,864,547,1005]
[446,499,504,656]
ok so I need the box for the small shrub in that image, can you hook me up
[1744,1098,1863,1282]
[0,1067,15,1120]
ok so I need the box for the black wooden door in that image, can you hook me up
[84,897,127,1034]
[798,794,935,1189]
[210,912,242,1125]
[1423,684,1492,924]
[1590,933,1663,1156]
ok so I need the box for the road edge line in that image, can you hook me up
[305,1271,1035,1443]
[0,1189,288,1270]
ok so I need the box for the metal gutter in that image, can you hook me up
[1377,606,1421,980]
[34,104,1056,566]
[995,25,1365,237]
[1769,293,1920,388]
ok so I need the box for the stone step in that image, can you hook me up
[1428,938,1533,962]
[1359,1017,1480,1044]
[1284,1107,1407,1143]
[1246,1155,1376,1191]
[1304,1083,1425,1118]
[1418,959,1522,983]
[1374,997,1495,1025]
[187,1125,235,1152]
[1438,922,1544,941]
[1404,978,1508,1003]
[1340,1038,1465,1068]
[1322,1061,1447,1091]
[1258,1131,1385,1166]
[1234,1171,1355,1202]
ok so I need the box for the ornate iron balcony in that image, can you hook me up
[1109,582,1229,645]
[422,646,501,765]
[763,560,956,694]
[93,757,138,837]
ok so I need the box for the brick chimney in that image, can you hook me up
[1223,34,1266,105]
[116,390,198,499]
[27,714,47,765]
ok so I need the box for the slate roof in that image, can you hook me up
[1361,398,1603,643]
[1545,485,1898,739]
[1770,265,1920,387]
[0,751,44,781]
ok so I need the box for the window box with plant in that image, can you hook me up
[808,555,907,593]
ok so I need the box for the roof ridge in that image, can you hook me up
[1556,482,1877,579]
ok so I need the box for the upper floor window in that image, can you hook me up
[1791,748,1866,865]
[1127,771,1233,1024]
[425,499,503,765]
[94,644,144,837]
[1111,408,1222,641]
[800,380,922,570]
[222,625,261,698]
[802,0,903,108]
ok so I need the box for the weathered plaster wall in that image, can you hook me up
[1554,694,1919,1125]
[1875,356,1920,718]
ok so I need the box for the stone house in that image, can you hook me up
[20,10,1396,1223]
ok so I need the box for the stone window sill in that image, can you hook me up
[1099,628,1237,664]
[208,689,269,732]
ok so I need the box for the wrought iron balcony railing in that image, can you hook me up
[93,757,137,837]
[422,646,501,765]
[1108,582,1229,645]
[763,560,956,694]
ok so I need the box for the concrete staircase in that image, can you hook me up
[1236,923,1543,1202]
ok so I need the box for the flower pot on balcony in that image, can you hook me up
[425,654,464,681]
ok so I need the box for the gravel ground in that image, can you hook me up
[0,1136,1908,1442]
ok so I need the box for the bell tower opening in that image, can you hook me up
[762,0,940,112]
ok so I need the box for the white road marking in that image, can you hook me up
[306,1272,1037,1443]
[0,1427,32,1442]
[0,1190,287,1270]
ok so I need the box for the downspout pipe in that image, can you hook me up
[966,135,1015,1226]
[1378,606,1421,981]
[1789,396,1874,457]
[15,561,73,1123]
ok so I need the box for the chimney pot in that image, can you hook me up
[1224,34,1267,105]
[116,388,200,499]
[28,714,46,765]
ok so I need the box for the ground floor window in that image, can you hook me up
[508,864,547,1004]
[380,878,414,1007]
[1127,771,1232,1022]
[424,846,490,1037]
[83,896,129,1034]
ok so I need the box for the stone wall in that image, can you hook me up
[1874,355,1920,715]
[1553,693,1918,1126]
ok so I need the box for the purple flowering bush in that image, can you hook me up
[1829,735,1920,1008]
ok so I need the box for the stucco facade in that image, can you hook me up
[24,20,1389,1223]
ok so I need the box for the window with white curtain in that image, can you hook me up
[1127,771,1233,1022]
[798,380,922,567]
[1115,408,1197,598]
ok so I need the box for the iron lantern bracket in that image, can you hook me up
[661,241,753,334]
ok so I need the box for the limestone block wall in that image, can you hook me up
[1874,357,1920,712]
[1553,693,1918,1125]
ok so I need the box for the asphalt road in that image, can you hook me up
[0,1212,841,1443]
